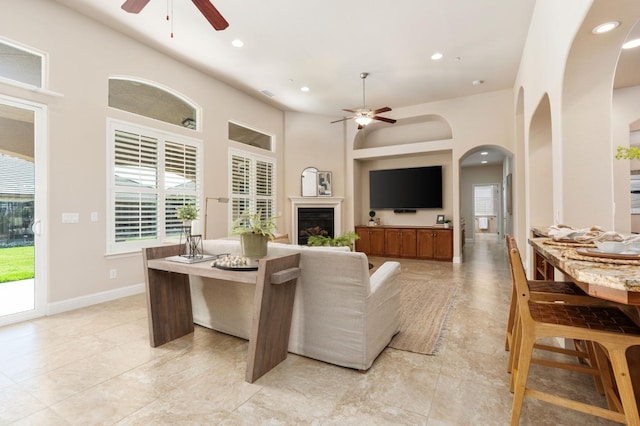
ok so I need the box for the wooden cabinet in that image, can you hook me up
[417,229,453,260]
[384,228,417,258]
[355,226,452,261]
[355,227,385,256]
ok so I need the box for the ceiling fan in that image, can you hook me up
[331,72,396,129]
[121,0,229,31]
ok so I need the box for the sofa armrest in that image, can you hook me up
[369,261,401,295]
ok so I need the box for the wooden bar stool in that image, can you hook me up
[507,236,640,425]
[504,237,611,384]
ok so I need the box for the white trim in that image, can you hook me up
[289,196,344,245]
[0,94,48,325]
[47,283,145,316]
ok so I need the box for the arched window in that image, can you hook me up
[108,77,199,130]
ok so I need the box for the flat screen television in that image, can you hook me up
[369,166,443,209]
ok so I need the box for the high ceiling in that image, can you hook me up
[49,1,640,168]
[53,0,536,117]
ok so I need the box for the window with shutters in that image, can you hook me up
[229,149,276,223]
[474,184,497,216]
[107,119,201,254]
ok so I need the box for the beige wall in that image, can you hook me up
[1,0,284,305]
[9,0,640,313]
[282,112,345,236]
[517,0,640,237]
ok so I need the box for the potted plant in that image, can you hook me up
[230,210,278,258]
[176,203,198,224]
[368,210,376,226]
[307,231,360,250]
[444,219,452,229]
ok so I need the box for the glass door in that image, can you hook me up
[0,96,47,326]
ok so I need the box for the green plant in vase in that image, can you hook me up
[176,203,199,223]
[230,210,278,258]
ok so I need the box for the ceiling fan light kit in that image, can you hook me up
[331,72,396,129]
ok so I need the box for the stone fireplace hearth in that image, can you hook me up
[289,197,343,245]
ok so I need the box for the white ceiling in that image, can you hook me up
[50,0,640,168]
[53,0,536,117]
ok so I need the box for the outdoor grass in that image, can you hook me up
[0,246,35,283]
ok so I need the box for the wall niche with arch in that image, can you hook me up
[353,114,452,150]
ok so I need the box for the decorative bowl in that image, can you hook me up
[594,241,630,254]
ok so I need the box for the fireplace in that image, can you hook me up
[289,197,343,245]
[297,208,334,245]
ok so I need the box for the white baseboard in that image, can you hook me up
[46,283,145,316]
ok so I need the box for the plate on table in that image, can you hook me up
[211,255,259,271]
[575,248,640,260]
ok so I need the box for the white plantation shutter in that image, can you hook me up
[474,185,495,215]
[108,120,201,253]
[230,150,275,223]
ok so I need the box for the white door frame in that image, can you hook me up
[0,94,47,326]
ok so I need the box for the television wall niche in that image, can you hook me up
[369,166,443,209]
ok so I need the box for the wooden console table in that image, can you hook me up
[142,244,301,383]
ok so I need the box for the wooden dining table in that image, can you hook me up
[529,237,640,403]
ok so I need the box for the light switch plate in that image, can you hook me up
[90,212,98,222]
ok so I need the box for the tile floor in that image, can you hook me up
[0,235,619,425]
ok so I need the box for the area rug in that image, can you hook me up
[388,276,460,355]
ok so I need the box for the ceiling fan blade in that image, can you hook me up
[342,108,360,114]
[372,116,397,124]
[371,106,391,115]
[330,117,354,124]
[121,0,151,13]
[191,0,229,31]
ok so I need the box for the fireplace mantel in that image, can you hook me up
[289,196,343,245]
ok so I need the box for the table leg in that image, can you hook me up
[245,253,301,383]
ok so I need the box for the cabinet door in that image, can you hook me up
[369,228,386,256]
[417,229,435,259]
[401,229,417,257]
[355,227,370,254]
[384,229,402,257]
[433,230,453,260]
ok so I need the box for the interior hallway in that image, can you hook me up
[0,237,616,425]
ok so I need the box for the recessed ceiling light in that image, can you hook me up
[623,38,640,49]
[231,39,244,47]
[431,52,443,61]
[481,160,488,164]
[481,151,488,155]
[592,21,620,34]
[300,86,310,92]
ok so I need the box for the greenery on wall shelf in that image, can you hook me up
[615,146,640,161]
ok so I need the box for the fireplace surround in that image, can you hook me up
[289,197,343,245]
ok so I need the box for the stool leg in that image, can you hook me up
[506,286,517,351]
[608,347,640,425]
[511,334,535,425]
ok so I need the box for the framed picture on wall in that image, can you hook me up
[318,171,332,196]
[436,214,445,224]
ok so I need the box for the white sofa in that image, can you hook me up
[189,239,401,371]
